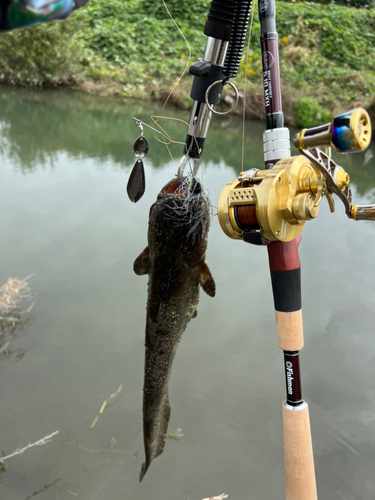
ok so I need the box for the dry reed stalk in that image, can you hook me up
[0,275,35,356]
[0,431,59,466]
[201,495,229,500]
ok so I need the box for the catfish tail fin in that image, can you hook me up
[139,393,171,482]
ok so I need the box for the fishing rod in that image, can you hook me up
[215,0,373,499]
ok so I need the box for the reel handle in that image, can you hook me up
[352,204,375,220]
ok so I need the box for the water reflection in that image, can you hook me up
[1,85,374,201]
[0,86,265,174]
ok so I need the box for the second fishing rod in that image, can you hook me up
[257,2,317,498]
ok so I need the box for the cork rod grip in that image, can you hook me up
[283,403,318,500]
[275,310,304,351]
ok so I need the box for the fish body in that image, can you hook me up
[134,177,215,482]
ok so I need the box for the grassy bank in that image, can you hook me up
[0,0,374,127]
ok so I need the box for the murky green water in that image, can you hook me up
[1,86,375,500]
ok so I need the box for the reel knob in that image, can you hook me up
[294,108,372,153]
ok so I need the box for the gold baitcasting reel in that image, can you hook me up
[219,108,374,243]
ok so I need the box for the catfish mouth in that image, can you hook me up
[156,176,211,241]
[159,177,202,197]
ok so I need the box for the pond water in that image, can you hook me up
[1,85,375,500]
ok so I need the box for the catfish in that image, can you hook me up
[134,176,215,482]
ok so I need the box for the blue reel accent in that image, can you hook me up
[331,110,354,152]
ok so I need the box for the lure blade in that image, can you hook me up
[132,136,149,159]
[127,159,146,203]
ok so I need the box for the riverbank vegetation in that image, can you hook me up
[0,0,374,127]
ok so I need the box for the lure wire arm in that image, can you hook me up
[132,117,186,146]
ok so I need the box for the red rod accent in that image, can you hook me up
[267,235,301,272]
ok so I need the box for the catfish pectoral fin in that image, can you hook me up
[134,247,151,276]
[199,261,216,297]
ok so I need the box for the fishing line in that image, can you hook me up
[210,204,218,217]
[242,0,257,172]
[150,115,189,146]
[133,115,204,180]
[161,0,192,110]
[133,116,186,146]
[143,114,188,168]
[147,115,204,174]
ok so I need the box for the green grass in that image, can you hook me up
[1,0,374,126]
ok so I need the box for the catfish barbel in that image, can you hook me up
[134,175,216,482]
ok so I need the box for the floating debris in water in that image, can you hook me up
[0,275,35,359]
[201,494,229,500]
[78,384,123,441]
[0,275,35,325]
[0,430,59,467]
[168,428,185,440]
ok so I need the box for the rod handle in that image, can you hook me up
[351,204,375,221]
[283,402,318,500]
[268,237,304,351]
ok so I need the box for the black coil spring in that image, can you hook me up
[223,0,253,78]
[206,0,237,26]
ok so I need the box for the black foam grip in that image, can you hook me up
[204,0,237,41]
[270,269,301,312]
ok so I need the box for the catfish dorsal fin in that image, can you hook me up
[199,261,215,297]
[134,246,151,276]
